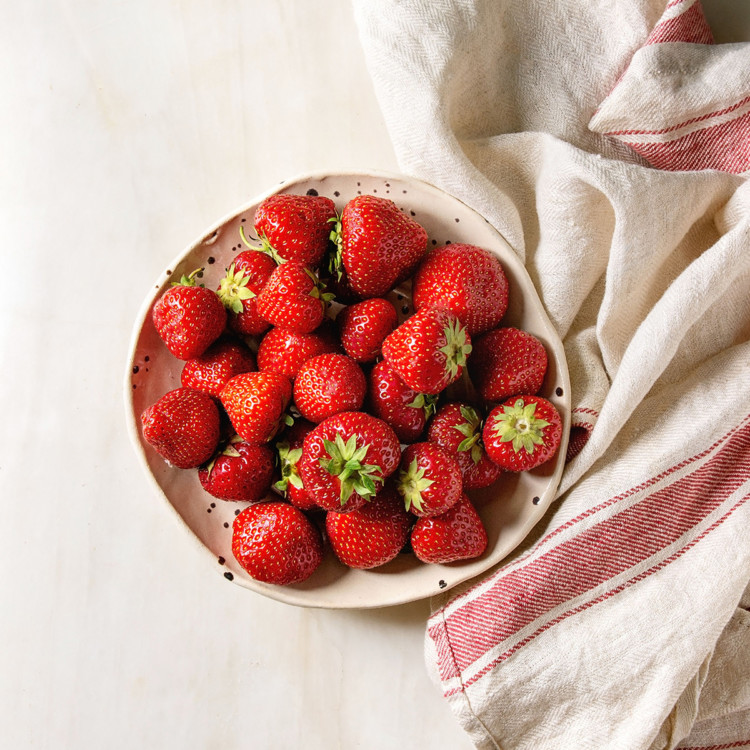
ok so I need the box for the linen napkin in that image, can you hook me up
[353,1,750,748]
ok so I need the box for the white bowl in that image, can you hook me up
[125,171,570,609]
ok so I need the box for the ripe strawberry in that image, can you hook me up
[217,251,276,337]
[469,327,548,402]
[332,195,428,298]
[141,387,220,469]
[299,411,401,512]
[252,193,336,266]
[427,402,501,490]
[325,483,412,569]
[256,323,341,380]
[273,419,318,511]
[396,442,463,517]
[180,339,256,399]
[381,306,472,395]
[412,244,509,336]
[482,396,562,472]
[367,360,435,444]
[198,436,274,502]
[293,353,366,424]
[152,268,227,360]
[232,501,323,585]
[336,297,398,362]
[411,493,488,564]
[220,370,292,444]
[255,262,331,334]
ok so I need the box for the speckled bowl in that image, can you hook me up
[125,171,570,609]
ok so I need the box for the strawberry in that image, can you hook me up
[293,353,366,424]
[427,402,501,490]
[232,501,323,585]
[412,244,509,336]
[299,411,401,512]
[482,396,562,472]
[273,419,318,511]
[396,442,463,517]
[152,268,227,360]
[411,493,488,564]
[180,338,256,399]
[219,370,292,444]
[256,323,341,380]
[252,193,336,266]
[255,262,332,334]
[468,327,548,402]
[198,436,274,502]
[217,251,276,337]
[381,306,472,395]
[325,483,412,569]
[141,387,220,469]
[336,297,398,362]
[367,360,435,444]
[332,195,428,298]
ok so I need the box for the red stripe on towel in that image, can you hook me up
[429,416,750,688]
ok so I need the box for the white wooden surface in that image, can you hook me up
[1,1,746,748]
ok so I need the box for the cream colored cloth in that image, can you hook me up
[354,1,750,748]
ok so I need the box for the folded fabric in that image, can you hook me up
[353,1,750,748]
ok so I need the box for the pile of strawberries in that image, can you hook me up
[140,192,562,587]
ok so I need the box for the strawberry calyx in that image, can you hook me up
[273,441,305,495]
[397,457,434,513]
[305,268,336,305]
[319,433,382,504]
[491,399,550,454]
[326,214,344,281]
[407,392,438,421]
[440,317,472,380]
[171,267,205,288]
[452,405,484,465]
[240,224,285,265]
[217,263,257,314]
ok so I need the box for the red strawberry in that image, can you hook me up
[141,387,220,469]
[482,396,562,472]
[256,324,341,380]
[325,483,412,569]
[273,419,318,511]
[411,493,488,564]
[220,370,292,444]
[396,442,463,517]
[181,339,256,399]
[332,195,428,298]
[232,501,323,585]
[367,360,435,444]
[469,327,548,402]
[412,244,509,336]
[299,411,401,512]
[427,402,501,490]
[255,262,331,333]
[293,353,366,423]
[217,251,276,337]
[252,193,336,266]
[152,269,227,360]
[381,306,472,395]
[337,297,398,362]
[198,436,274,502]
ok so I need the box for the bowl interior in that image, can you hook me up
[125,171,570,609]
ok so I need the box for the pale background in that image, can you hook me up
[1,2,747,748]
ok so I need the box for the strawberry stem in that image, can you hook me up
[439,318,472,380]
[491,399,550,454]
[320,433,382,504]
[397,457,434,513]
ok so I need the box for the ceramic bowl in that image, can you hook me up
[125,171,570,609]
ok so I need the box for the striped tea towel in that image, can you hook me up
[353,1,750,748]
